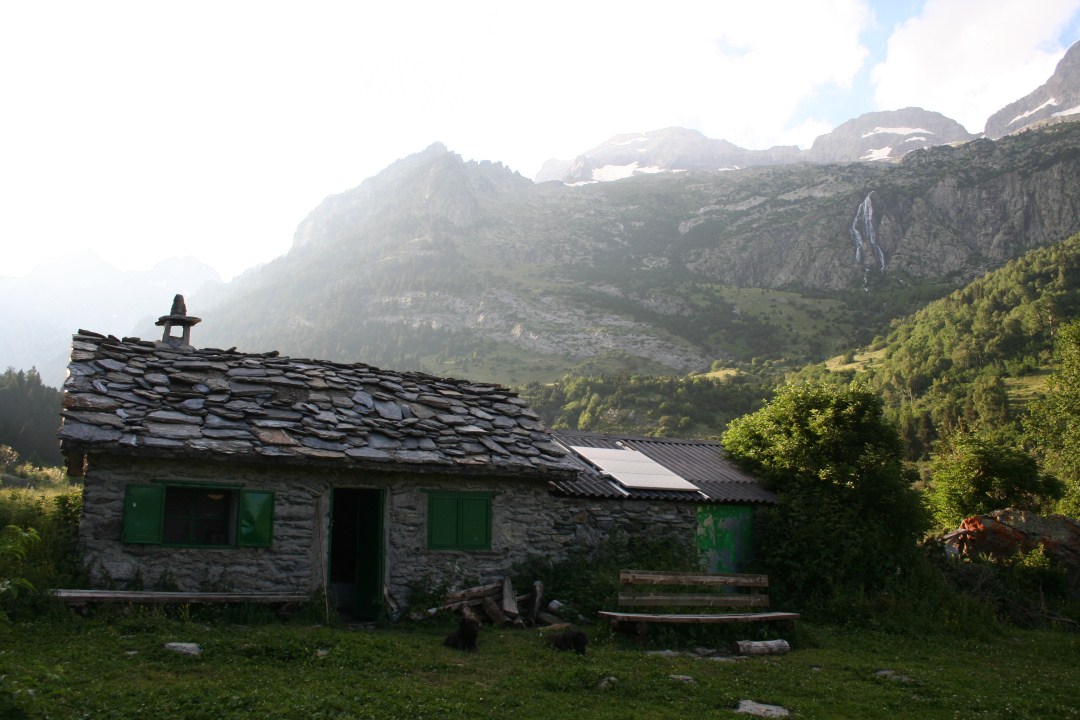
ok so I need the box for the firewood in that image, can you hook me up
[529,580,545,622]
[537,622,571,633]
[482,596,508,625]
[501,577,519,618]
[443,583,502,604]
[536,611,563,626]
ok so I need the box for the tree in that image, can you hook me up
[927,433,1061,528]
[0,445,18,476]
[722,382,927,611]
[1025,320,1080,517]
[0,368,63,466]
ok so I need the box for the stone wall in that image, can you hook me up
[80,454,700,608]
[80,455,324,593]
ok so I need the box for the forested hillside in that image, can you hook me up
[0,368,62,466]
[523,234,1080,455]
[520,371,772,439]
[797,234,1080,459]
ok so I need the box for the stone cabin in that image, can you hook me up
[58,297,775,619]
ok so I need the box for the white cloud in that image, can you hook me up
[0,1,877,279]
[871,0,1080,133]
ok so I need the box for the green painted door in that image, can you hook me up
[696,505,753,573]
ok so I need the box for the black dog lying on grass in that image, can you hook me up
[443,616,480,651]
[549,629,588,655]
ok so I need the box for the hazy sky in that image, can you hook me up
[3,0,1079,281]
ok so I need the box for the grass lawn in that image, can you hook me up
[1,614,1077,719]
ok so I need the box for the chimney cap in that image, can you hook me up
[156,294,201,348]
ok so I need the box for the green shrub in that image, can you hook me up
[927,433,1061,528]
[0,487,85,619]
[722,382,929,618]
[0,524,40,621]
[938,544,1076,628]
[512,531,696,619]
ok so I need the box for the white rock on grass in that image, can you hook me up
[164,642,202,656]
[735,700,790,717]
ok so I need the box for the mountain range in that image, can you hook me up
[180,120,1080,388]
[537,42,1080,184]
[6,40,1080,389]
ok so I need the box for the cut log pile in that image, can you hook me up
[418,577,569,627]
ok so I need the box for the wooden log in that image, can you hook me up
[482,596,508,625]
[732,639,790,655]
[537,622,572,634]
[426,582,504,615]
[501,577,519,618]
[536,611,564,626]
[529,580,545,623]
[444,583,502,604]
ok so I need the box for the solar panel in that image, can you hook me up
[569,446,699,491]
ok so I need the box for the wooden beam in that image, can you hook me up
[501,577,519,618]
[51,589,308,604]
[619,570,769,587]
[618,592,770,608]
[599,610,799,624]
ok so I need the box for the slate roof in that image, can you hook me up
[58,330,578,479]
[549,430,777,504]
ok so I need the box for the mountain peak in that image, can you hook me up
[535,127,801,184]
[806,107,975,163]
[985,40,1080,138]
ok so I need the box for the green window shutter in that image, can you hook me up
[428,494,459,549]
[237,490,275,547]
[458,496,491,549]
[122,484,164,544]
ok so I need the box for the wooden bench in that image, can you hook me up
[598,570,799,635]
[51,589,309,609]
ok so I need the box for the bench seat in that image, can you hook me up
[599,610,801,624]
[601,570,799,634]
[51,589,309,606]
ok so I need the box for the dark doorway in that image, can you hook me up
[329,488,384,620]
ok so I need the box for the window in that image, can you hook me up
[426,492,492,550]
[122,484,274,548]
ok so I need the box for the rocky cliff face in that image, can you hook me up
[985,41,1080,138]
[194,123,1080,384]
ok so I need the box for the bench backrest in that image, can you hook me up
[617,570,771,610]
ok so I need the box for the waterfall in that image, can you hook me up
[850,192,886,288]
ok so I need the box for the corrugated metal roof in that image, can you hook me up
[549,430,777,504]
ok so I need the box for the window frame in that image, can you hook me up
[425,491,493,551]
[121,483,275,549]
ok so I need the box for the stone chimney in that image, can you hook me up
[155,294,201,349]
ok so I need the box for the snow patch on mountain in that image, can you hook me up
[861,146,893,161]
[1010,98,1059,126]
[1053,104,1080,117]
[861,126,934,138]
[585,163,665,182]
